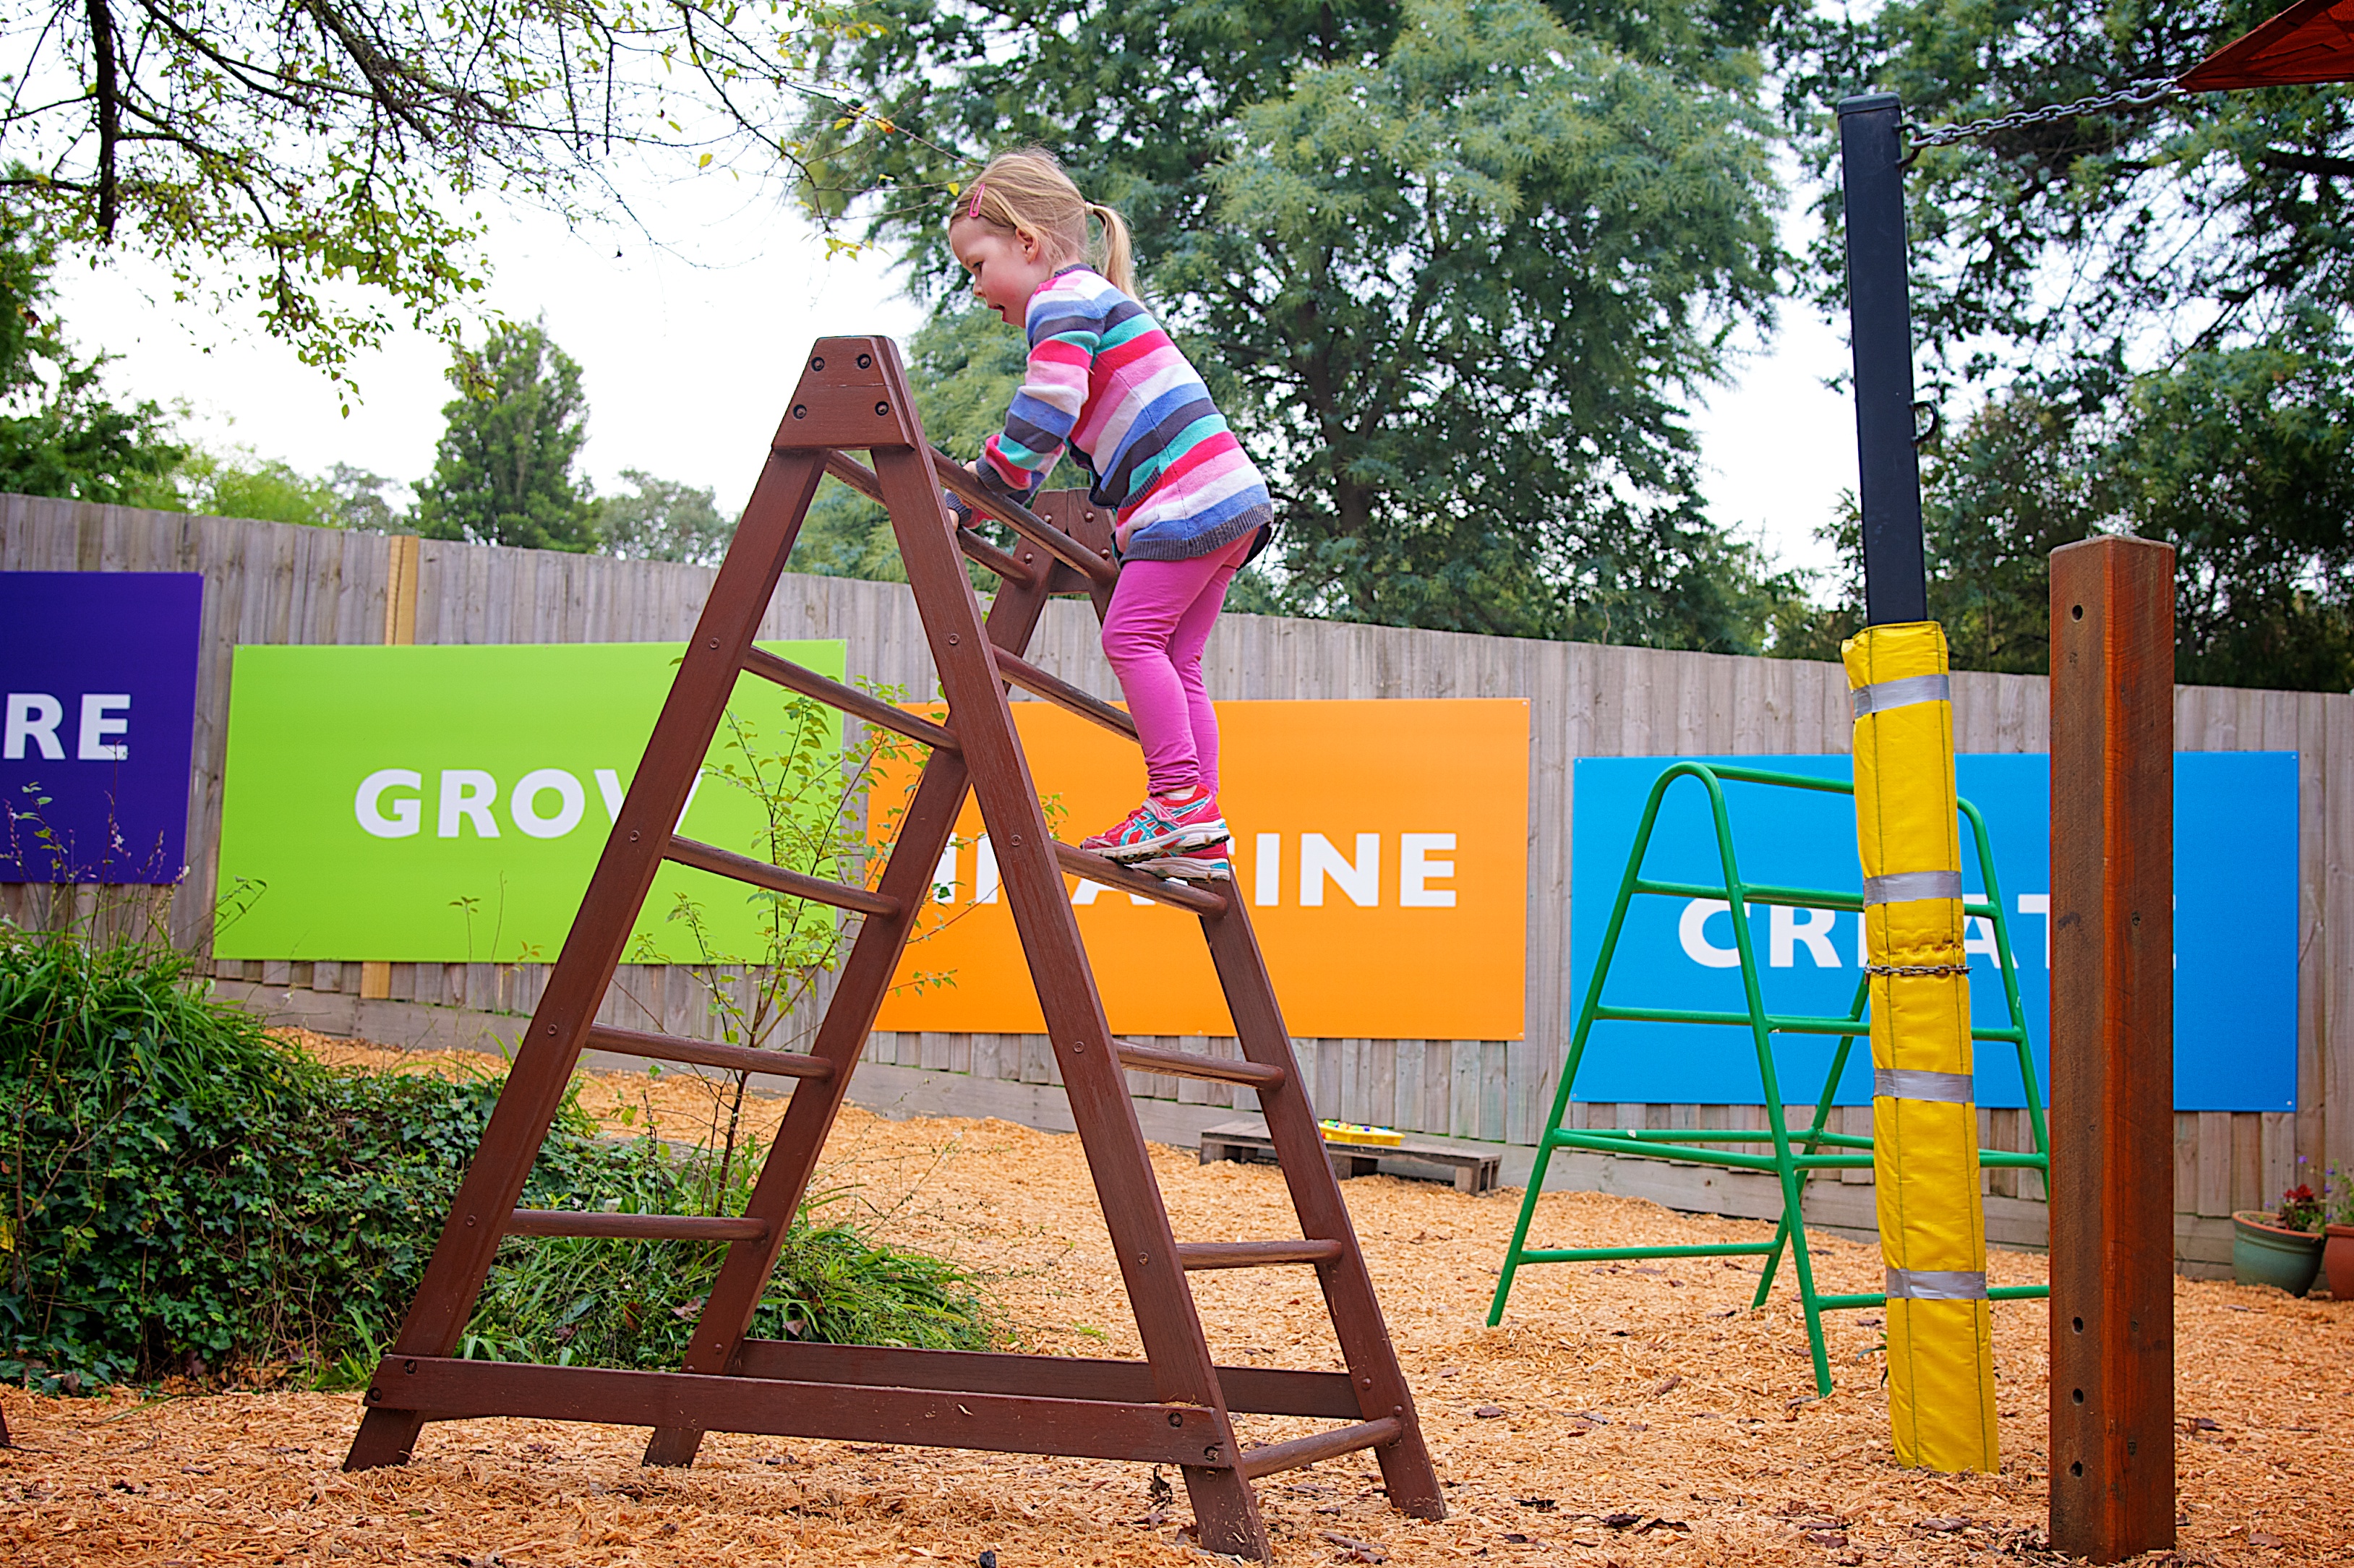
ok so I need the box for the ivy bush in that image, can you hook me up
[1,931,994,1392]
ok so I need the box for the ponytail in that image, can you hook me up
[951,149,1143,299]
[1087,202,1137,298]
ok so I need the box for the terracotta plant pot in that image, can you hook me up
[2327,1224,2354,1302]
[2233,1210,2324,1296]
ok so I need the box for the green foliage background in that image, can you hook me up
[0,933,993,1392]
[1769,1,2354,690]
[0,199,183,505]
[414,320,599,552]
[794,0,1809,649]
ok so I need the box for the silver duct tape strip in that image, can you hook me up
[1862,870,1962,906]
[1850,672,1951,719]
[1885,1267,1988,1301]
[1873,1068,1975,1104]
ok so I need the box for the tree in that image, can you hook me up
[324,466,408,532]
[796,0,1806,648]
[1775,1,2341,380]
[596,471,732,565]
[0,0,893,388]
[1755,4,2354,688]
[414,322,596,552]
[151,452,408,528]
[165,448,341,526]
[1776,333,2354,690]
[0,202,181,502]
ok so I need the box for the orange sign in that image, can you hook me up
[873,699,1528,1039]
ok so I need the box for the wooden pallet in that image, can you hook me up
[340,338,1442,1561]
[1199,1119,1502,1195]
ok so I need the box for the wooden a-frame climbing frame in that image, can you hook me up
[341,336,1443,1560]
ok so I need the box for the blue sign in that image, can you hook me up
[1,573,205,883]
[1566,753,2298,1113]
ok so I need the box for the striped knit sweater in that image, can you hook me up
[962,265,1273,563]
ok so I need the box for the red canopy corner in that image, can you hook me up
[2181,0,2354,91]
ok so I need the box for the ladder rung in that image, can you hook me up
[1174,1240,1343,1271]
[584,1024,832,1082]
[821,447,889,502]
[740,648,957,752]
[1115,1041,1285,1089]
[1052,842,1228,914]
[507,1210,771,1242]
[821,449,1043,588]
[993,649,1139,742]
[929,449,1118,588]
[956,526,1036,585]
[667,836,900,918]
[1236,1417,1403,1480]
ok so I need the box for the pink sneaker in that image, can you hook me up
[1078,788,1230,863]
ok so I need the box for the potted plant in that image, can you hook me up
[2325,1167,2354,1303]
[2233,1185,2324,1296]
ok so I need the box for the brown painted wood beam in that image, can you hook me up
[2048,535,2176,1562]
[583,1024,831,1081]
[372,1357,1220,1466]
[724,1340,1362,1420]
[506,1212,769,1242]
[1115,1040,1287,1089]
[1235,1417,1403,1481]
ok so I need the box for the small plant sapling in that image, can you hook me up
[622,682,959,1204]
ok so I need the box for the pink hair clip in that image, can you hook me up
[966,181,986,219]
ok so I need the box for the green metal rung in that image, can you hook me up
[1515,1242,1775,1264]
[1812,1285,2050,1311]
[1550,1134,1877,1171]
[1549,1127,1876,1147]
[1487,761,2052,1398]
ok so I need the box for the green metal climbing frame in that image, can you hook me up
[1487,761,2050,1395]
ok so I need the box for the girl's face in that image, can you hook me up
[950,217,1057,328]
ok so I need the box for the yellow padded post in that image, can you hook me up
[1843,622,1998,1473]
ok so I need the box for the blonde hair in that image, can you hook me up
[951,147,1137,298]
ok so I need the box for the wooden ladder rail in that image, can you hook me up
[633,515,1083,1470]
[341,336,1441,1559]
[1056,518,1446,1519]
[343,432,838,1473]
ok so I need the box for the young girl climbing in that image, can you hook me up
[945,148,1273,882]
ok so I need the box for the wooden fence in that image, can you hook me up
[5,493,2347,1272]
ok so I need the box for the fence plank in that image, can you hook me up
[2196,1110,2235,1217]
[2230,1113,2264,1216]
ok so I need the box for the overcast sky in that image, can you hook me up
[51,166,1857,583]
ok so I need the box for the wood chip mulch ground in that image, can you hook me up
[2,1034,2346,1566]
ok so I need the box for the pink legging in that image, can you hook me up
[1100,532,1255,797]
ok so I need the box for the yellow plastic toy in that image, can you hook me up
[1317,1121,1404,1147]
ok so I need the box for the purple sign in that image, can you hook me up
[2,573,204,883]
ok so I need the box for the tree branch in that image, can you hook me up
[2259,148,2354,182]
[85,0,119,237]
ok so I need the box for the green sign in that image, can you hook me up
[216,641,848,963]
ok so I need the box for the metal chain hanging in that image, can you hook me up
[1903,77,2181,153]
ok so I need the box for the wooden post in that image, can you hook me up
[2048,536,2175,1561]
[359,534,421,1003]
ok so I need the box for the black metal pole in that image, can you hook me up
[1838,93,1928,626]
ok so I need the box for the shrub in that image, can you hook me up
[0,930,995,1392]
[466,1135,995,1370]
